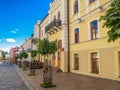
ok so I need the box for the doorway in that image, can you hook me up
[57,40,62,69]
[91,52,99,74]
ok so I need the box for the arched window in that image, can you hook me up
[90,20,98,40]
[74,0,78,14]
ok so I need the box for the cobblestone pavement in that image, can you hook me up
[18,67,120,90]
[0,62,28,90]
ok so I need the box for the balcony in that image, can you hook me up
[45,19,61,34]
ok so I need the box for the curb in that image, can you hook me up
[14,65,36,90]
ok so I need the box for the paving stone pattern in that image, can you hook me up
[20,67,120,90]
[0,62,28,90]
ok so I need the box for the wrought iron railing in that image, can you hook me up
[45,19,61,33]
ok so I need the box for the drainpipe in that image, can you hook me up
[39,23,41,62]
[67,0,70,72]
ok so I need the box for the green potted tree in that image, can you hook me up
[28,50,37,76]
[18,52,23,68]
[21,51,28,71]
[40,39,57,88]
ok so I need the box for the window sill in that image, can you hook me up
[73,13,79,16]
[89,72,100,76]
[73,68,79,71]
[74,42,79,44]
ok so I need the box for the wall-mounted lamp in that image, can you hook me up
[78,18,84,23]
[98,6,105,12]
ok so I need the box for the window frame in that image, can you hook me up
[74,28,80,43]
[90,20,98,40]
[74,0,79,14]
[74,53,79,70]
[91,52,99,74]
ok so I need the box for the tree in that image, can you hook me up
[21,51,28,70]
[37,38,51,60]
[18,52,23,59]
[49,40,57,64]
[18,52,23,68]
[29,50,37,75]
[22,51,28,59]
[100,0,120,42]
[30,50,37,60]
[49,40,57,55]
[33,39,41,62]
[39,39,57,87]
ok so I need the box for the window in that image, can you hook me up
[58,11,60,19]
[90,20,98,40]
[74,28,79,43]
[74,54,79,70]
[74,0,78,14]
[91,52,99,74]
[90,0,95,4]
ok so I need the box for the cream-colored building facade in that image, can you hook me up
[38,0,69,72]
[33,20,41,50]
[22,38,32,61]
[69,0,120,81]
[26,0,120,81]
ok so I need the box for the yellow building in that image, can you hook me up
[39,0,69,72]
[22,38,32,62]
[31,0,120,81]
[0,50,2,61]
[33,20,41,61]
[33,20,41,50]
[69,0,120,81]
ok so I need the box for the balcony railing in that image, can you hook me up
[45,19,61,33]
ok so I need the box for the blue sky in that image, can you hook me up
[0,0,53,52]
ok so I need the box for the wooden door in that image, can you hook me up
[57,40,62,68]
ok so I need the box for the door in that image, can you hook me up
[74,54,79,70]
[91,53,99,74]
[57,40,62,68]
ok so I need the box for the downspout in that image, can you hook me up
[39,23,41,62]
[67,0,70,72]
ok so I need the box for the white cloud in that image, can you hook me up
[6,38,16,43]
[0,39,1,42]
[15,28,19,31]
[11,31,16,33]
[11,28,19,34]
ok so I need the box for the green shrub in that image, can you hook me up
[28,73,36,76]
[40,82,56,88]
